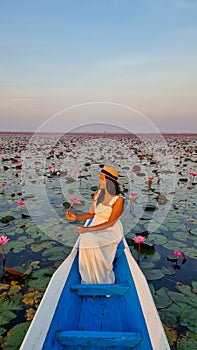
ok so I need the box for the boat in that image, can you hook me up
[20,238,170,350]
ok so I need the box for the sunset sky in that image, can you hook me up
[0,0,197,133]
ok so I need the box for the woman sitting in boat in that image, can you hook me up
[66,166,125,284]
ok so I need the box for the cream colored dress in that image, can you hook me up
[78,193,124,284]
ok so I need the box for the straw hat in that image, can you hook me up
[100,166,121,185]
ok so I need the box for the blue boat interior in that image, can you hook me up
[42,241,153,349]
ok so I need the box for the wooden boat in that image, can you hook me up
[20,238,170,350]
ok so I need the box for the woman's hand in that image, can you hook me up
[66,210,77,221]
[77,226,86,234]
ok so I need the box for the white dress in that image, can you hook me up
[78,193,124,284]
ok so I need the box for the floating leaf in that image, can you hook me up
[177,337,197,350]
[153,287,173,309]
[144,269,165,280]
[0,215,15,224]
[162,266,176,276]
[0,284,9,291]
[1,322,30,349]
[192,281,197,291]
[173,231,188,241]
[0,300,22,312]
[27,267,55,289]
[8,284,22,295]
[163,324,178,347]
[4,267,27,277]
[25,308,36,321]
[163,240,188,251]
[42,246,68,261]
[30,240,54,252]
[0,327,6,336]
[0,311,17,327]
[22,289,43,306]
[147,234,168,245]
[4,240,26,254]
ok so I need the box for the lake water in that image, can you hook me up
[0,132,197,349]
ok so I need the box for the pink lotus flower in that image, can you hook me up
[188,171,197,187]
[17,200,26,217]
[68,196,82,211]
[17,200,26,206]
[0,235,9,245]
[133,235,146,262]
[1,183,7,187]
[70,196,82,205]
[188,171,197,177]
[0,235,9,264]
[130,191,137,197]
[133,236,146,244]
[173,251,182,259]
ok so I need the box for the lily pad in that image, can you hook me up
[147,234,168,245]
[0,215,15,224]
[1,322,30,349]
[27,267,55,289]
[0,311,17,327]
[30,240,54,252]
[152,287,173,309]
[42,246,68,261]
[144,269,165,280]
[162,266,176,276]
[163,240,188,251]
[177,336,197,350]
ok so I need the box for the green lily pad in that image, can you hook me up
[42,246,68,261]
[149,250,161,262]
[173,231,188,241]
[0,327,6,336]
[144,269,165,280]
[152,287,173,309]
[27,267,55,289]
[162,266,176,276]
[192,281,197,290]
[1,322,30,350]
[140,261,154,269]
[0,300,22,312]
[30,240,54,252]
[180,247,197,259]
[0,215,15,224]
[147,234,168,245]
[4,240,26,254]
[0,311,17,327]
[177,336,197,350]
[163,240,188,251]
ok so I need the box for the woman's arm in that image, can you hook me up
[66,211,94,221]
[77,196,124,234]
[65,190,98,221]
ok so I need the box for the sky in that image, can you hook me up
[0,0,197,133]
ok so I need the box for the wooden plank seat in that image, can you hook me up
[70,284,130,296]
[55,330,143,347]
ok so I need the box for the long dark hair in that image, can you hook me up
[96,176,123,206]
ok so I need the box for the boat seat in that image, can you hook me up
[70,283,130,296]
[55,330,143,347]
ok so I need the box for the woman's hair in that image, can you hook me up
[96,176,123,205]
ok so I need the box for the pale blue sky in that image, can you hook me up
[0,0,197,132]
